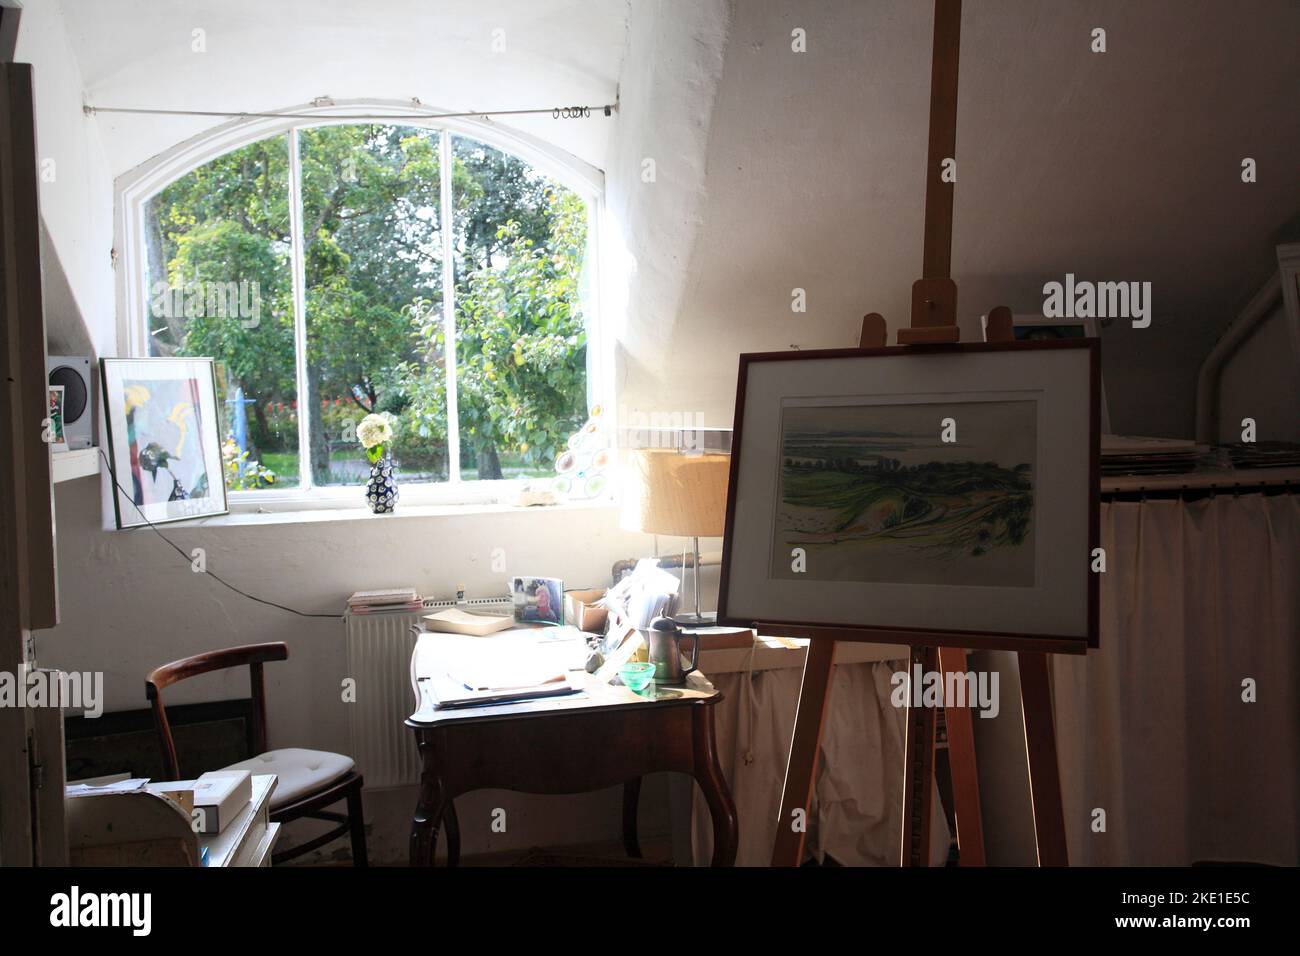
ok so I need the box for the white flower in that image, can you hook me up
[357,413,393,449]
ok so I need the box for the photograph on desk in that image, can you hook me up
[3,0,1299,928]
[511,576,564,625]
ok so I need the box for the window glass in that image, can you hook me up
[144,133,298,489]
[140,125,594,494]
[451,135,589,480]
[298,124,446,485]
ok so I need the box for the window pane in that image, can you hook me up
[451,135,589,481]
[144,133,298,489]
[298,124,446,486]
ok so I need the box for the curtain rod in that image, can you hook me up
[1102,480,1298,502]
[82,102,617,122]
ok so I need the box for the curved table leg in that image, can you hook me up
[622,778,643,858]
[692,704,738,866]
[443,800,461,866]
[410,738,448,867]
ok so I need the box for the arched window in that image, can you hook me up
[123,113,603,501]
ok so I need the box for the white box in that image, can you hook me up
[190,770,252,835]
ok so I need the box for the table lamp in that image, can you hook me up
[620,448,730,627]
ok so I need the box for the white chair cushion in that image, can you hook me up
[221,748,354,810]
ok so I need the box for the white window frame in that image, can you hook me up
[114,99,609,510]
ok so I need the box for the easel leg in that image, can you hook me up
[938,646,986,865]
[1018,651,1068,866]
[900,645,938,866]
[770,639,837,866]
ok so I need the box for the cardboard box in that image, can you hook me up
[564,588,608,633]
[677,626,757,656]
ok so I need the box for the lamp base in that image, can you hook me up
[671,611,717,629]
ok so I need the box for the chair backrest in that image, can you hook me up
[145,642,288,781]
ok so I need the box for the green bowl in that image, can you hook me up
[619,662,656,692]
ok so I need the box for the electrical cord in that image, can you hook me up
[96,448,342,620]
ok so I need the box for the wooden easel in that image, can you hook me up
[768,0,1069,868]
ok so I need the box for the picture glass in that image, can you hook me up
[512,576,564,626]
[103,358,228,528]
[772,399,1036,587]
[120,375,216,505]
[719,343,1097,647]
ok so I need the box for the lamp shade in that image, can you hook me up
[620,449,730,537]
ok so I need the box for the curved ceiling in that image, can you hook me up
[59,0,630,176]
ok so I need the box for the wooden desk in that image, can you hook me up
[406,632,738,866]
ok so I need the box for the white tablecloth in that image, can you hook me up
[691,659,950,866]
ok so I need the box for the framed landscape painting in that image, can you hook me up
[717,340,1098,653]
[101,357,228,529]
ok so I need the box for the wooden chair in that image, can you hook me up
[146,641,367,866]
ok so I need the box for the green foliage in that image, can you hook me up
[222,435,277,490]
[403,188,588,476]
[146,124,589,489]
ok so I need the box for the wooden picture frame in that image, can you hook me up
[981,313,1111,433]
[717,339,1099,654]
[101,357,229,529]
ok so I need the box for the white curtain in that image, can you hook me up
[1053,493,1300,865]
[691,660,950,866]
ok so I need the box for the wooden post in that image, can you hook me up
[900,0,962,345]
[921,0,961,281]
[770,638,836,866]
[938,646,986,865]
[1018,651,1069,865]
[899,645,938,866]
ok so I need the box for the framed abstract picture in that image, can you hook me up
[717,339,1099,653]
[101,357,228,528]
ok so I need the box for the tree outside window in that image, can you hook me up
[144,125,590,491]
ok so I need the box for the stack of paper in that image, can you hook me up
[1224,441,1300,469]
[348,588,424,613]
[426,632,586,709]
[1101,435,1204,476]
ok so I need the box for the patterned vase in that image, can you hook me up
[365,454,399,514]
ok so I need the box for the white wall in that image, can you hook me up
[615,0,1300,438]
[15,0,114,358]
[1217,300,1300,445]
[602,0,730,424]
[61,0,628,177]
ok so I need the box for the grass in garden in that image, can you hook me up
[247,449,552,488]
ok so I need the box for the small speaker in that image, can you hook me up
[47,355,93,449]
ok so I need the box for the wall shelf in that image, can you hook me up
[51,447,99,483]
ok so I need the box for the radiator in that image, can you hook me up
[345,596,512,788]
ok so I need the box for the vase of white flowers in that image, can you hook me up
[357,413,398,514]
